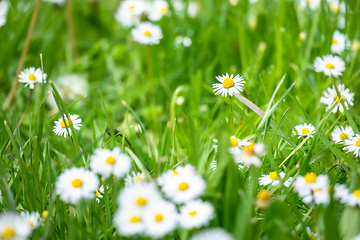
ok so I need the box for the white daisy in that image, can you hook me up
[143,200,178,238]
[90,147,132,178]
[53,114,82,138]
[343,134,360,158]
[157,164,198,187]
[314,55,346,77]
[19,211,42,230]
[320,84,354,113]
[190,228,235,240]
[328,0,346,14]
[96,185,104,203]
[118,182,162,209]
[334,184,349,202]
[0,212,32,240]
[0,1,9,27]
[131,22,163,45]
[256,189,271,208]
[175,35,192,48]
[231,142,265,167]
[311,185,331,205]
[331,30,346,54]
[212,73,245,97]
[114,207,144,237]
[293,173,329,200]
[124,171,146,186]
[179,199,215,229]
[230,136,250,148]
[258,171,292,187]
[331,126,354,143]
[187,1,200,18]
[298,0,321,10]
[344,189,360,207]
[147,0,169,21]
[115,0,145,28]
[18,67,47,89]
[55,167,99,204]
[292,123,315,138]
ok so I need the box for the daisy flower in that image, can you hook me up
[331,30,346,54]
[114,207,144,236]
[131,22,163,45]
[0,212,32,240]
[18,67,47,89]
[178,200,215,229]
[331,126,354,143]
[231,142,265,167]
[96,185,104,203]
[298,0,321,10]
[175,35,192,47]
[212,73,245,97]
[314,55,346,77]
[320,84,354,113]
[310,185,331,205]
[328,0,346,14]
[143,200,178,238]
[0,1,9,27]
[53,114,82,138]
[292,123,315,138]
[55,167,99,204]
[333,184,349,202]
[343,134,360,158]
[124,171,146,186]
[230,136,250,148]
[118,182,162,209]
[258,171,292,187]
[256,189,271,208]
[90,147,132,178]
[148,0,169,21]
[189,228,235,240]
[157,164,198,186]
[115,0,145,28]
[19,211,42,230]
[344,189,360,207]
[293,173,328,199]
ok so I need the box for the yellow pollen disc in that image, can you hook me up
[136,197,147,206]
[340,132,349,140]
[106,156,116,165]
[161,7,168,14]
[28,221,34,227]
[129,5,134,10]
[60,119,72,128]
[332,39,338,44]
[71,179,83,188]
[304,173,316,183]
[325,63,335,69]
[356,138,360,147]
[28,73,36,81]
[96,190,100,196]
[301,128,310,134]
[243,143,255,156]
[173,170,178,175]
[42,210,49,219]
[189,211,197,216]
[353,190,360,197]
[312,189,321,194]
[269,172,278,180]
[334,95,345,103]
[135,176,143,182]
[230,136,239,147]
[179,182,189,191]
[130,216,141,223]
[308,233,314,239]
[144,30,151,36]
[154,214,163,222]
[1,227,16,238]
[222,78,235,89]
[257,190,270,201]
[306,0,310,3]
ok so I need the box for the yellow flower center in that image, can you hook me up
[173,170,178,175]
[257,190,270,201]
[154,214,163,222]
[312,189,321,194]
[230,136,239,147]
[269,171,279,180]
[243,142,255,156]
[136,197,147,206]
[96,190,101,196]
[135,176,143,182]
[1,227,15,238]
[42,210,49,219]
[353,190,360,197]
[178,182,189,191]
[28,221,34,227]
[356,138,360,147]
[301,128,310,134]
[304,173,316,183]
[222,78,235,89]
[325,63,335,69]
[106,156,116,165]
[189,211,197,216]
[340,132,349,140]
[332,39,338,44]
[334,95,345,103]
[144,30,151,36]
[161,7,168,14]
[129,5,134,10]
[28,73,36,81]
[130,216,141,223]
[60,119,72,128]
[306,0,311,3]
[71,179,83,188]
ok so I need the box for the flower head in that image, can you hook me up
[331,30,346,54]
[53,114,82,138]
[314,55,346,77]
[292,123,315,138]
[259,171,292,187]
[343,134,360,158]
[114,207,144,236]
[293,173,330,205]
[179,200,215,229]
[19,212,42,230]
[331,126,354,143]
[298,0,321,10]
[18,67,47,89]
[320,84,354,113]
[131,22,163,45]
[118,182,162,209]
[0,212,32,240]
[148,0,169,21]
[125,171,146,186]
[212,73,245,97]
[115,0,145,28]
[230,142,265,167]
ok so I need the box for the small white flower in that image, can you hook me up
[293,173,329,202]
[344,189,360,207]
[18,67,47,89]
[259,172,292,187]
[157,164,198,187]
[183,36,192,47]
[328,0,346,14]
[131,22,163,45]
[118,182,162,209]
[148,0,169,21]
[143,200,178,238]
[334,184,349,202]
[343,134,360,158]
[298,0,321,10]
[229,136,251,148]
[292,123,315,138]
[0,1,9,27]
[124,171,146,186]
[320,84,354,113]
[212,73,245,97]
[231,142,265,167]
[331,30,346,54]
[90,147,132,178]
[0,212,32,240]
[115,0,145,28]
[331,126,354,143]
[55,167,99,204]
[19,211,42,230]
[314,55,346,77]
[53,114,82,138]
[114,207,144,236]
[96,185,104,203]
[190,228,235,240]
[179,200,215,229]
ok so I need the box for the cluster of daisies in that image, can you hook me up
[114,164,233,239]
